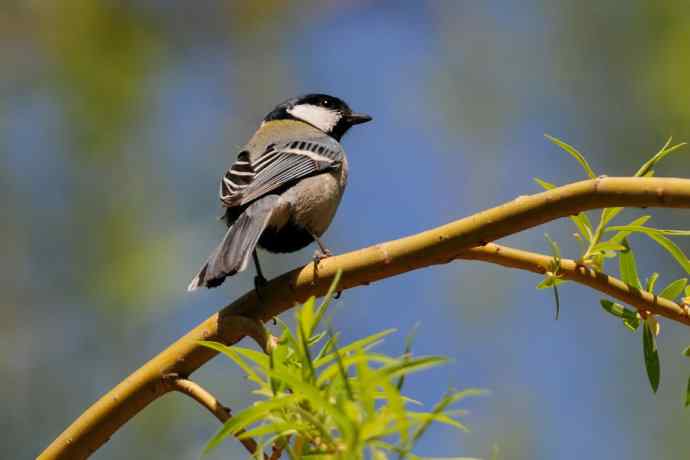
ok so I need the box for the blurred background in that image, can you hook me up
[3,1,690,458]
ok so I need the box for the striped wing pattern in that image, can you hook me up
[219,140,342,207]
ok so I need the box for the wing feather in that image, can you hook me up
[219,141,341,208]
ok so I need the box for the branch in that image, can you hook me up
[165,376,261,456]
[39,177,690,459]
[458,243,690,324]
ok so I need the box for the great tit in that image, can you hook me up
[188,93,372,291]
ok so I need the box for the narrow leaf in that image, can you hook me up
[545,134,597,179]
[600,299,638,321]
[600,207,623,229]
[608,226,690,274]
[397,322,420,391]
[635,137,687,177]
[314,328,396,368]
[643,319,661,393]
[645,273,660,294]
[605,216,651,245]
[300,296,316,339]
[619,239,642,290]
[589,241,626,254]
[199,340,265,386]
[570,213,593,242]
[203,395,299,453]
[314,268,343,329]
[534,177,556,190]
[658,278,688,301]
[623,317,641,331]
[685,376,690,408]
[608,226,690,237]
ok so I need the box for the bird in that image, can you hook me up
[188,93,372,291]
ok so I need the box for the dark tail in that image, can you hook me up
[187,195,278,291]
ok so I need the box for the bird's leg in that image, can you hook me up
[309,231,334,285]
[253,250,268,301]
[312,234,332,259]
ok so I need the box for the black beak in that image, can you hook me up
[345,112,373,125]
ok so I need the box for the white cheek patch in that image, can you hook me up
[287,104,341,132]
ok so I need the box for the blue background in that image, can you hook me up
[3,1,690,458]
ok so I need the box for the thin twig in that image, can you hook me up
[167,376,263,457]
[458,243,689,323]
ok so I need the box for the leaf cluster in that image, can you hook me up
[201,272,484,459]
[537,136,690,402]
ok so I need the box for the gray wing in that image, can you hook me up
[219,140,343,208]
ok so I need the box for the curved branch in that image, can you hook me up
[39,177,690,459]
[166,377,260,456]
[458,243,690,324]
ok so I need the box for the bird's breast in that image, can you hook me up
[259,167,347,253]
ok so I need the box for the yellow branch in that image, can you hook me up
[38,177,690,459]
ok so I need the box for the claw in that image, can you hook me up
[312,249,333,283]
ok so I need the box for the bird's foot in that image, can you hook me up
[312,249,333,283]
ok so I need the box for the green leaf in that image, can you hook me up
[645,273,660,294]
[314,328,396,368]
[570,212,594,242]
[316,353,396,388]
[623,317,641,331]
[365,356,448,387]
[608,226,690,237]
[600,207,623,229]
[534,177,556,190]
[683,346,690,357]
[236,422,296,440]
[545,233,561,260]
[274,369,356,445]
[619,239,642,290]
[685,376,690,408]
[607,226,690,274]
[407,411,469,432]
[397,322,420,391]
[536,276,564,289]
[658,278,688,301]
[410,389,486,445]
[299,295,317,339]
[589,241,626,255]
[643,319,661,393]
[325,328,354,401]
[605,216,652,245]
[297,320,316,383]
[380,379,409,447]
[600,299,638,321]
[313,268,343,330]
[635,137,687,177]
[199,340,265,386]
[203,395,300,453]
[229,346,270,370]
[545,134,597,179]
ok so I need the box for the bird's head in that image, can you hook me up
[264,93,372,140]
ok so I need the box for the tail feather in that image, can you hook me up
[188,195,278,290]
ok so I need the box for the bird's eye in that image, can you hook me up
[321,99,330,107]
